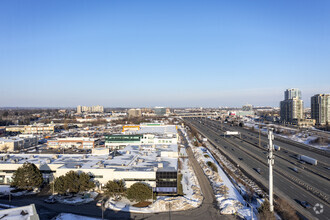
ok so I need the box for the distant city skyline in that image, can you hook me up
[1,1,329,107]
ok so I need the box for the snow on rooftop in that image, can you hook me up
[0,204,38,220]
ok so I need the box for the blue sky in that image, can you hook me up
[0,0,329,107]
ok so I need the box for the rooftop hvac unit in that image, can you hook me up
[107,156,113,160]
[83,155,87,159]
[29,155,34,159]
[126,151,130,154]
[158,163,163,168]
[99,164,105,168]
[11,159,16,164]
[4,155,9,160]
[74,164,82,169]
[52,155,59,159]
[46,159,51,164]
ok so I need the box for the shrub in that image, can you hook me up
[177,173,183,196]
[258,200,275,220]
[126,182,152,202]
[206,161,218,173]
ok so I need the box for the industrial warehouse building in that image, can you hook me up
[0,125,179,194]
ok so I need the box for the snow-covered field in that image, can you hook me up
[244,119,329,151]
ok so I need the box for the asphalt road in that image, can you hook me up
[185,118,330,220]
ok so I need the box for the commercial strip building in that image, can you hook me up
[47,137,97,149]
[0,135,38,152]
[311,94,330,125]
[105,124,178,150]
[5,124,57,134]
[280,88,304,123]
[77,105,104,113]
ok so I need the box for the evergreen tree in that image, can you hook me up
[126,182,152,202]
[65,171,80,194]
[104,180,126,197]
[54,176,67,194]
[78,172,95,192]
[11,162,43,190]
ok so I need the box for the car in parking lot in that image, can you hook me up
[96,200,103,207]
[44,197,57,204]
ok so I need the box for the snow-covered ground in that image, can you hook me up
[244,119,329,151]
[52,213,100,220]
[0,185,13,195]
[0,185,38,197]
[54,192,98,205]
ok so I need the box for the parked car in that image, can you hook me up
[44,197,57,204]
[96,200,103,207]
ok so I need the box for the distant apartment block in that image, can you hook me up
[154,107,168,116]
[77,105,104,113]
[128,108,142,118]
[311,94,330,125]
[280,89,304,123]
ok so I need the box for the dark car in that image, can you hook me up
[300,201,312,209]
[44,197,57,204]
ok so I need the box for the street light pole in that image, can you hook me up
[101,200,104,220]
[268,129,274,212]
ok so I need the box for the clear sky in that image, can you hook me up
[1,0,329,108]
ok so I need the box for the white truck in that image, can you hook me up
[298,155,317,165]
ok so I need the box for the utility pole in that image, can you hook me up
[268,129,274,212]
[259,122,261,148]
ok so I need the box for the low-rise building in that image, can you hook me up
[0,135,38,152]
[24,124,56,134]
[47,137,97,149]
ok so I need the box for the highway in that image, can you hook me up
[184,117,330,220]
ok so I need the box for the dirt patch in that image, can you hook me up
[132,201,152,207]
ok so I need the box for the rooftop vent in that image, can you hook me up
[52,155,59,159]
[158,163,163,168]
[74,164,82,169]
[99,164,105,168]
[107,156,113,160]
[46,159,51,164]
[29,155,34,159]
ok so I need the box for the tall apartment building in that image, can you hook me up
[285,88,301,100]
[77,105,104,113]
[311,94,330,125]
[280,89,304,123]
